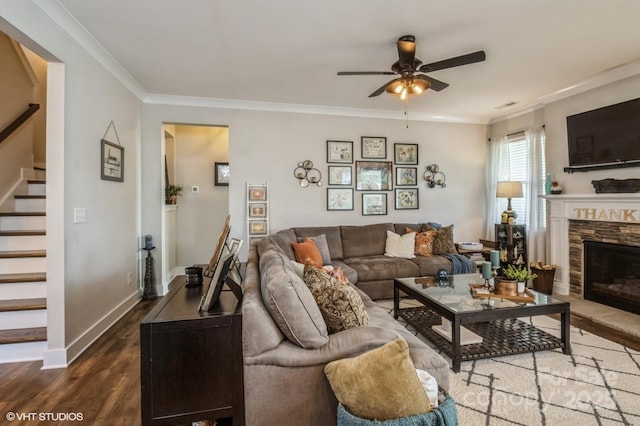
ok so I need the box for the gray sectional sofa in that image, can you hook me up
[241,222,457,425]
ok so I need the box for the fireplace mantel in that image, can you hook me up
[542,194,640,295]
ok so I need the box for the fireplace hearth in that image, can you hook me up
[584,240,640,315]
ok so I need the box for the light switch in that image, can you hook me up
[74,207,87,223]
[192,186,199,193]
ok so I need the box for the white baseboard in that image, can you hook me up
[41,291,141,369]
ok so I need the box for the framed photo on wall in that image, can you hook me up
[249,203,267,218]
[214,162,229,186]
[328,166,352,185]
[355,161,392,191]
[394,143,418,165]
[327,188,354,210]
[249,186,267,201]
[395,167,417,186]
[327,140,353,163]
[249,220,268,235]
[362,193,387,216]
[395,188,419,210]
[101,139,124,182]
[361,136,387,159]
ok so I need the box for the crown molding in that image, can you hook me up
[34,0,147,100]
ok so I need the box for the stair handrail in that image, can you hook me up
[0,103,40,146]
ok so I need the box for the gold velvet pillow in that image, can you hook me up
[407,227,436,257]
[291,237,323,267]
[421,224,457,255]
[324,338,432,421]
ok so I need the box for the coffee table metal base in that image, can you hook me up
[398,306,565,371]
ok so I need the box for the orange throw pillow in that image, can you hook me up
[292,238,323,267]
[406,227,436,257]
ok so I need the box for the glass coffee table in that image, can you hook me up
[394,274,571,372]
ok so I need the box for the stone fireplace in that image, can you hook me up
[544,194,640,308]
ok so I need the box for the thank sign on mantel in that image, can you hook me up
[573,208,638,223]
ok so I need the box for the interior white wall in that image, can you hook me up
[174,124,229,268]
[143,104,487,266]
[0,2,143,367]
[544,74,640,194]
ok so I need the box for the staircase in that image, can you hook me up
[0,176,47,362]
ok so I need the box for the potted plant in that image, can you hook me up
[167,184,183,204]
[500,264,537,294]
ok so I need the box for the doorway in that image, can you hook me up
[161,124,229,289]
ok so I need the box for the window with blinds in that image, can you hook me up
[506,133,546,227]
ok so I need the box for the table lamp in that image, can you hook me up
[496,181,523,224]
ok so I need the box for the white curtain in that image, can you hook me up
[484,127,547,263]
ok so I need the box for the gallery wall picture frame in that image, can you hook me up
[395,167,418,186]
[248,187,267,201]
[395,188,419,210]
[394,143,419,165]
[249,203,267,218]
[101,139,124,182]
[361,136,387,159]
[355,161,393,191]
[327,140,353,163]
[214,162,229,186]
[328,166,352,185]
[327,188,354,211]
[362,193,387,216]
[249,220,268,236]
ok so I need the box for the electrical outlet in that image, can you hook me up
[192,186,199,193]
[127,272,133,285]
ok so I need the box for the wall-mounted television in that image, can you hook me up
[565,97,640,172]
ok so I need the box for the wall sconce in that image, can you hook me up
[293,160,322,187]
[423,164,446,188]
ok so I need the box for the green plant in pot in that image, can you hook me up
[167,184,183,204]
[500,264,537,294]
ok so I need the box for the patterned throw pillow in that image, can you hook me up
[421,224,457,255]
[303,265,369,334]
[407,228,437,257]
[325,266,350,285]
[291,237,323,266]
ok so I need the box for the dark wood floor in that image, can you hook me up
[0,298,637,425]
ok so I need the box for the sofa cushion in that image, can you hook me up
[303,265,369,334]
[259,250,329,348]
[324,338,432,421]
[410,255,452,276]
[269,228,297,260]
[298,234,332,265]
[341,223,395,258]
[331,260,358,284]
[294,226,344,260]
[256,236,287,257]
[421,224,458,254]
[394,223,422,234]
[343,255,419,282]
[291,237,324,267]
[384,231,416,258]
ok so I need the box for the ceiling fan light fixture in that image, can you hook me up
[386,79,430,98]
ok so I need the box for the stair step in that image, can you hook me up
[0,230,45,236]
[15,197,46,212]
[0,214,46,231]
[0,234,46,251]
[0,298,46,312]
[0,250,46,259]
[27,180,46,185]
[0,327,47,345]
[0,280,46,299]
[0,273,46,284]
[0,212,45,217]
[14,195,45,200]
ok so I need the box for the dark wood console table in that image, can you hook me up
[140,276,243,425]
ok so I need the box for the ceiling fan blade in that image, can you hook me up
[337,71,396,76]
[368,78,401,98]
[416,75,449,92]
[397,35,416,70]
[419,50,486,73]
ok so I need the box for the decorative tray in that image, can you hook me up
[469,284,535,303]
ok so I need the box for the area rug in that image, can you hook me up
[383,301,640,425]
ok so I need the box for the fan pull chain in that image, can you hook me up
[404,97,409,128]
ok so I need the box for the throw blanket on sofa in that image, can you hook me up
[441,254,474,274]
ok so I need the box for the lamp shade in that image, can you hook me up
[496,181,523,198]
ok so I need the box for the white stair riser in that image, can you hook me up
[0,257,46,274]
[0,216,46,231]
[0,282,46,299]
[0,341,45,363]
[0,235,46,251]
[15,198,46,212]
[28,184,46,196]
[0,309,47,329]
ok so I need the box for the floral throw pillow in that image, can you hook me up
[408,227,437,257]
[421,224,457,255]
[303,265,369,334]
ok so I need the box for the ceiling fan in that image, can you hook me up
[337,35,486,99]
